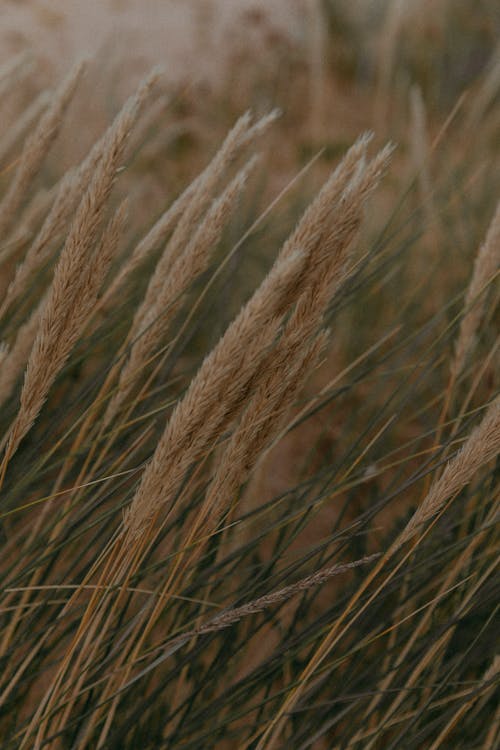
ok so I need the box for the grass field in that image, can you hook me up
[0,2,498,748]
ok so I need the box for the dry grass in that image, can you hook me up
[0,5,498,748]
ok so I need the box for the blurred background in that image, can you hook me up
[2,1,499,259]
[2,0,498,159]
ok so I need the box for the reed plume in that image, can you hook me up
[123,138,393,544]
[451,201,500,381]
[133,111,276,333]
[3,72,156,461]
[104,155,257,427]
[204,329,328,531]
[395,396,500,548]
[101,174,199,305]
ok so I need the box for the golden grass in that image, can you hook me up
[0,9,498,746]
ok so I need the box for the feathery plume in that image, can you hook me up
[105,156,257,427]
[94,200,129,288]
[204,330,327,530]
[134,111,274,330]
[0,73,161,318]
[243,108,281,142]
[451,201,500,381]
[0,168,80,319]
[124,312,285,539]
[123,140,393,541]
[3,73,155,459]
[127,93,170,155]
[395,396,500,548]
[101,175,199,306]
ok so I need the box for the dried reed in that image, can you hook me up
[451,201,500,381]
[133,111,276,334]
[3,72,156,462]
[104,155,257,427]
[396,396,500,548]
[123,137,390,543]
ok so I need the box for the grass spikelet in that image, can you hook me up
[396,396,500,548]
[0,75,160,320]
[122,140,392,547]
[156,554,380,657]
[204,330,328,531]
[101,175,199,306]
[78,160,374,650]
[133,111,275,332]
[124,310,285,540]
[451,201,500,381]
[2,73,155,463]
[279,132,372,263]
[0,168,80,320]
[105,156,258,427]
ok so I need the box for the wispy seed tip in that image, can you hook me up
[357,131,375,148]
